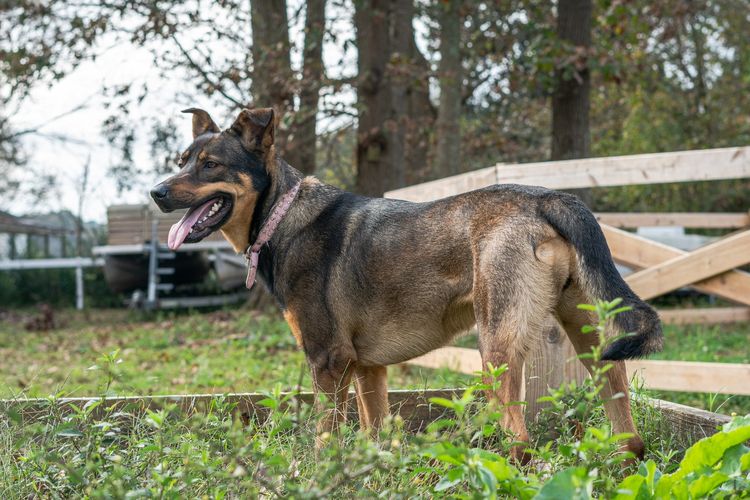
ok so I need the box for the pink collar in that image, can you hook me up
[244,181,302,289]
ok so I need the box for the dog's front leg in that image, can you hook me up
[308,346,356,449]
[353,365,389,432]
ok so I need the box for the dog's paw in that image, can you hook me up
[510,444,533,466]
[620,435,645,467]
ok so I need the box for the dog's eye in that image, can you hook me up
[204,161,218,169]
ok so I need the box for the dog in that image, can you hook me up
[151,107,663,461]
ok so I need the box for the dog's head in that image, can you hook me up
[150,107,276,251]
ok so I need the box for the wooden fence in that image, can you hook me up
[384,146,750,410]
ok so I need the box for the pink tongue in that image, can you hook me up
[167,198,217,250]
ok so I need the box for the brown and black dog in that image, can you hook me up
[151,107,663,460]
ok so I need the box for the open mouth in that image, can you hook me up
[167,195,233,250]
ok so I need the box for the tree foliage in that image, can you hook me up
[0,0,748,208]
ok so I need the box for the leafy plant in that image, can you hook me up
[614,416,750,499]
[2,302,749,498]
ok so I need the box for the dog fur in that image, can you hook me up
[151,107,663,461]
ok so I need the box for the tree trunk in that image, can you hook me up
[551,0,592,204]
[434,0,462,179]
[250,0,303,168]
[355,0,423,197]
[405,32,435,185]
[292,0,326,175]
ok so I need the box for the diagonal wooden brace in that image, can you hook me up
[602,225,750,305]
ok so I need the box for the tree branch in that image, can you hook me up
[170,34,245,108]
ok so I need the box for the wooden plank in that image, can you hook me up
[603,225,750,306]
[385,146,750,202]
[625,230,750,300]
[495,147,750,191]
[659,307,750,325]
[595,212,750,229]
[407,347,750,396]
[648,398,730,441]
[408,346,481,374]
[628,360,750,396]
[384,166,497,202]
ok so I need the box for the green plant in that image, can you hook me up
[2,303,749,498]
[420,366,541,499]
[614,416,750,499]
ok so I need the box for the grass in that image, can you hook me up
[1,308,748,415]
[0,308,471,399]
[648,321,750,415]
[1,305,749,497]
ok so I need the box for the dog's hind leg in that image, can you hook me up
[556,283,644,460]
[308,345,357,449]
[473,234,560,463]
[477,343,530,462]
[353,365,389,432]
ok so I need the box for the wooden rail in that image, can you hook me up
[595,212,750,229]
[386,146,750,201]
[624,230,750,300]
[658,307,750,325]
[405,347,750,396]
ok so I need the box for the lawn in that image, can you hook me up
[0,308,471,399]
[1,306,749,497]
[645,321,750,415]
[0,307,748,414]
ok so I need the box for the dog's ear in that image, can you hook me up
[182,108,220,138]
[229,108,275,152]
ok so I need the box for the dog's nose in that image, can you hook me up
[151,184,169,201]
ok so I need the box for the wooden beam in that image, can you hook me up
[625,230,750,300]
[628,360,750,396]
[408,346,481,374]
[595,212,750,229]
[385,146,750,202]
[494,147,750,191]
[649,398,730,441]
[406,347,750,396]
[602,225,750,306]
[659,307,750,325]
[384,167,496,202]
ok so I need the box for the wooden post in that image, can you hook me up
[524,319,587,421]
[75,264,84,310]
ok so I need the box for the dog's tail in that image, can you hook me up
[540,193,663,361]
